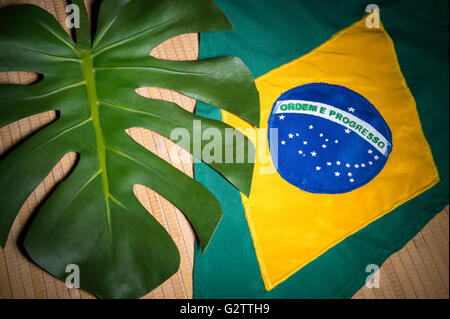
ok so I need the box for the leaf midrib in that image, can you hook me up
[80,52,112,232]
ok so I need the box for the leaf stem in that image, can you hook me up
[80,52,112,232]
[71,0,91,51]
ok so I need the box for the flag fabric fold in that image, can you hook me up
[194,0,448,298]
[221,16,438,290]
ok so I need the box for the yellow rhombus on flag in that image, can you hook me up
[222,15,439,290]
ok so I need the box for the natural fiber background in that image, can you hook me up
[0,0,448,299]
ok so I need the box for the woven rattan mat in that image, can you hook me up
[0,0,448,299]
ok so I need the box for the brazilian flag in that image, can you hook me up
[193,0,448,298]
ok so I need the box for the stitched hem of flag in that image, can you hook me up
[222,14,441,292]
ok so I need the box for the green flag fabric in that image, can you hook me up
[194,0,448,298]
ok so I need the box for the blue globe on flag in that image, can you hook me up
[267,83,393,194]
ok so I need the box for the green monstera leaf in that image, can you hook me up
[0,0,259,298]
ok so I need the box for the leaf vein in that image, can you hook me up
[41,23,79,54]
[12,80,86,101]
[91,0,133,50]
[30,117,92,154]
[91,17,178,57]
[60,169,102,215]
